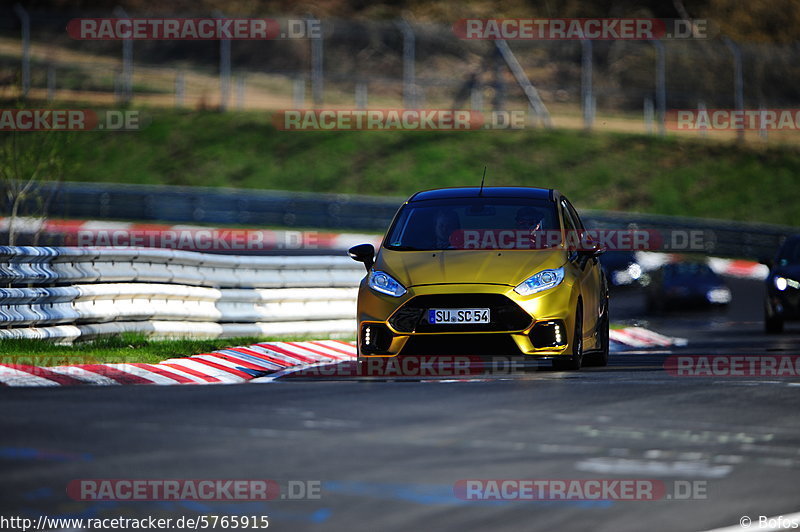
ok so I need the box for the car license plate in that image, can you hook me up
[428,308,490,324]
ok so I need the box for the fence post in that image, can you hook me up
[13,4,30,99]
[724,37,745,142]
[758,104,768,141]
[581,38,593,130]
[470,87,483,111]
[310,17,324,107]
[355,82,368,109]
[113,7,133,104]
[492,46,505,111]
[651,39,666,136]
[293,77,305,107]
[398,19,416,109]
[493,39,551,126]
[175,70,185,108]
[644,98,654,134]
[215,11,231,111]
[47,64,55,101]
[236,75,245,109]
[698,101,707,138]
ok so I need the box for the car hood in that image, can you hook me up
[375,248,568,288]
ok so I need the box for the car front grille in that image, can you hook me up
[389,293,532,333]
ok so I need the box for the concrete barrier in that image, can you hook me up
[0,247,365,341]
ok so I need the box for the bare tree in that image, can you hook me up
[0,128,71,247]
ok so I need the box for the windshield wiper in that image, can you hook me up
[386,245,422,251]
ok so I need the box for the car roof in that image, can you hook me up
[407,187,556,203]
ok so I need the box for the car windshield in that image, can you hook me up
[664,262,719,281]
[384,198,560,251]
[778,239,800,265]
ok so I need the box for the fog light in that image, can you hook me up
[529,320,567,348]
[360,323,393,354]
[364,326,372,345]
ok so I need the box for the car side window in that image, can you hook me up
[560,202,578,252]
[563,199,585,232]
[560,201,578,234]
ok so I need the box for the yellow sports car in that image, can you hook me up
[348,187,609,370]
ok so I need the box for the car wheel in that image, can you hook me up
[765,309,784,334]
[584,306,609,367]
[553,304,583,371]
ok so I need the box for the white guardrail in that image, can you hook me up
[0,247,364,342]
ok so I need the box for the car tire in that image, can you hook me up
[553,304,583,371]
[765,310,784,334]
[584,306,610,367]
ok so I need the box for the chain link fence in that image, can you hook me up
[1,7,800,138]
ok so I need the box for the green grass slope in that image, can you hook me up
[55,110,800,226]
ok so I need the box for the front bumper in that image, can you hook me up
[356,282,579,358]
[766,287,800,320]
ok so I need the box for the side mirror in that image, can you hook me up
[348,243,375,271]
[579,243,605,259]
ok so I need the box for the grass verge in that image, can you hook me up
[0,333,354,366]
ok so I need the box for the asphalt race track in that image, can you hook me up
[2,277,800,532]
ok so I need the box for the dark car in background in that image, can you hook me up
[599,250,642,288]
[764,235,800,333]
[645,261,731,313]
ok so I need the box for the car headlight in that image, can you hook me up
[706,287,731,304]
[514,267,565,296]
[368,270,407,297]
[627,263,642,280]
[774,276,800,291]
